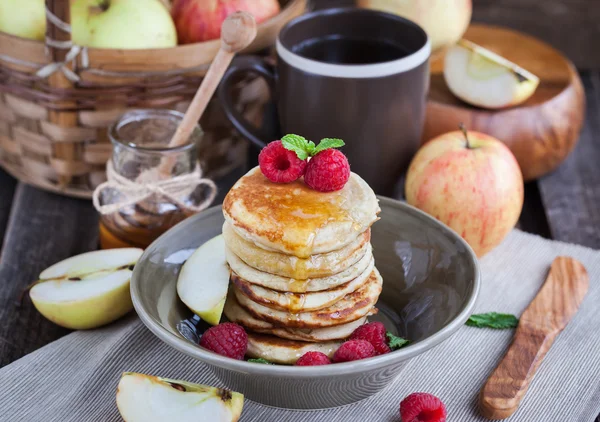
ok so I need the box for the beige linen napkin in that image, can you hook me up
[0,230,599,421]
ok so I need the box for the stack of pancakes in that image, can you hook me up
[222,167,381,364]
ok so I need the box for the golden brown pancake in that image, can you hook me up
[232,268,382,329]
[223,222,370,279]
[246,332,342,364]
[230,257,374,312]
[223,292,369,342]
[223,167,380,258]
[225,243,373,293]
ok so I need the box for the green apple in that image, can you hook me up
[116,373,244,422]
[177,235,229,325]
[71,0,177,49]
[0,0,46,41]
[444,39,540,109]
[29,248,143,330]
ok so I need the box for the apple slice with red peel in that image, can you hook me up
[177,235,229,325]
[444,39,540,109]
[29,248,143,330]
[116,373,244,422]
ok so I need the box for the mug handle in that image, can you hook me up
[218,56,277,150]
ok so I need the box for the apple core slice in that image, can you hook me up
[30,248,143,330]
[444,39,540,109]
[116,372,244,422]
[177,235,229,325]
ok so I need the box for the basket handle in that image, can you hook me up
[45,0,72,50]
[45,0,79,188]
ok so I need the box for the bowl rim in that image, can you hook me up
[131,196,480,378]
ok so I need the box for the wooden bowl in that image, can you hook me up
[424,24,585,181]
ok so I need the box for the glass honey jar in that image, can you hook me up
[95,110,216,249]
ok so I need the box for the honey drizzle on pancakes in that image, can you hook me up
[223,170,365,258]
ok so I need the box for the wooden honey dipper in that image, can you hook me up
[157,11,258,176]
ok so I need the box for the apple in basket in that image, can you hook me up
[172,0,280,44]
[405,126,524,257]
[0,0,47,41]
[70,0,177,49]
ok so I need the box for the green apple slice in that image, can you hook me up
[444,39,540,109]
[30,248,143,330]
[116,373,244,422]
[177,235,229,325]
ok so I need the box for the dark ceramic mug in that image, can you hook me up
[218,8,430,195]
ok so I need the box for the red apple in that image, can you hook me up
[405,127,524,257]
[172,0,280,44]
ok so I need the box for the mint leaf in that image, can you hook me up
[466,312,519,329]
[247,358,272,364]
[281,134,310,160]
[386,332,410,351]
[312,138,345,155]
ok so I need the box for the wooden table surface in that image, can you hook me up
[1,2,599,420]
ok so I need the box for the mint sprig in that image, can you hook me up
[466,312,519,329]
[247,358,272,364]
[386,332,410,351]
[281,134,345,160]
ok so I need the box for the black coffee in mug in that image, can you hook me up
[292,36,411,65]
[218,8,431,195]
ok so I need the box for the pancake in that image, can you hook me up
[223,292,369,341]
[246,332,342,364]
[223,221,370,279]
[230,258,375,312]
[233,268,383,329]
[223,167,380,258]
[225,244,373,292]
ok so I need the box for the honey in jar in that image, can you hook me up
[96,110,214,249]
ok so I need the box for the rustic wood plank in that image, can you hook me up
[0,169,17,255]
[0,185,99,367]
[517,182,552,239]
[538,71,600,248]
[471,0,600,70]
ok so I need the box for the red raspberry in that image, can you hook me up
[332,339,376,363]
[295,351,331,366]
[258,140,307,183]
[350,322,391,355]
[304,149,350,192]
[400,392,447,422]
[199,322,247,360]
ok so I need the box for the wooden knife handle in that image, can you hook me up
[480,325,558,419]
[480,257,589,419]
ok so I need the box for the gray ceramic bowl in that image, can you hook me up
[131,197,480,409]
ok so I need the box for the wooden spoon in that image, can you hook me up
[480,256,589,419]
[157,11,257,176]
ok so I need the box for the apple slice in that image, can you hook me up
[177,235,229,325]
[29,248,143,330]
[444,39,540,109]
[116,372,244,422]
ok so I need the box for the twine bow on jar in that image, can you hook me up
[92,160,217,216]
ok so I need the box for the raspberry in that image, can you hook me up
[350,322,391,355]
[199,322,247,360]
[295,351,331,366]
[400,393,447,422]
[332,339,376,363]
[304,149,350,192]
[258,140,307,183]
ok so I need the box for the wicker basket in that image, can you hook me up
[0,0,305,199]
